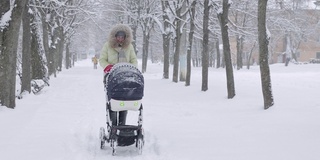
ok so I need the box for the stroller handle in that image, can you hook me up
[103,73,109,86]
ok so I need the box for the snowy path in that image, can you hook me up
[1,59,320,160]
[0,60,161,159]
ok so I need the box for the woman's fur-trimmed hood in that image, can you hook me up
[108,24,133,49]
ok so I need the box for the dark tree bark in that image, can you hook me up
[49,26,58,77]
[30,16,46,80]
[131,25,138,54]
[0,0,28,108]
[129,0,141,55]
[142,30,150,73]
[247,41,256,69]
[218,0,235,98]
[186,0,197,86]
[140,0,154,73]
[39,15,51,74]
[179,1,187,82]
[234,2,248,70]
[161,0,171,79]
[21,1,32,95]
[65,41,71,69]
[172,4,182,83]
[0,0,11,106]
[37,5,54,77]
[236,35,244,70]
[215,37,221,68]
[201,0,210,91]
[258,0,274,109]
[56,26,64,72]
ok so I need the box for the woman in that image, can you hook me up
[99,24,137,70]
[99,24,138,126]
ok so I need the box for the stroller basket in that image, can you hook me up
[105,63,144,101]
[111,125,143,146]
[112,125,141,137]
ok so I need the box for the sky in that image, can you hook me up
[0,59,320,160]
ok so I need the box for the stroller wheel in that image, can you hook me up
[100,141,105,149]
[112,147,116,156]
[106,125,111,143]
[137,138,144,155]
[111,139,117,156]
[99,127,106,149]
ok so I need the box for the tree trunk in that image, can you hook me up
[30,16,46,80]
[162,34,170,79]
[37,7,50,63]
[258,0,274,109]
[49,25,58,77]
[219,0,235,98]
[38,8,54,77]
[234,3,248,70]
[216,38,221,68]
[49,45,56,77]
[173,5,182,83]
[0,0,28,108]
[21,1,32,95]
[201,0,210,91]
[131,25,138,55]
[142,30,150,73]
[236,35,244,70]
[179,0,187,82]
[186,0,197,86]
[56,26,64,72]
[0,0,11,106]
[161,0,170,79]
[247,41,256,69]
[131,0,141,55]
[65,41,71,69]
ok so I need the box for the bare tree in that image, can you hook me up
[172,0,184,83]
[218,0,235,98]
[139,0,158,73]
[0,0,11,107]
[258,0,274,109]
[215,36,221,68]
[179,1,188,82]
[185,0,197,86]
[20,1,32,95]
[0,0,28,108]
[233,1,248,70]
[30,9,47,82]
[161,0,172,79]
[201,0,210,91]
[126,0,141,54]
[246,41,257,69]
[34,0,55,77]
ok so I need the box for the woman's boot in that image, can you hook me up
[118,111,127,125]
[109,110,117,126]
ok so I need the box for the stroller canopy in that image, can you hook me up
[106,63,144,101]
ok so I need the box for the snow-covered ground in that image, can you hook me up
[0,59,319,160]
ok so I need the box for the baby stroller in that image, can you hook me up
[99,63,144,155]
